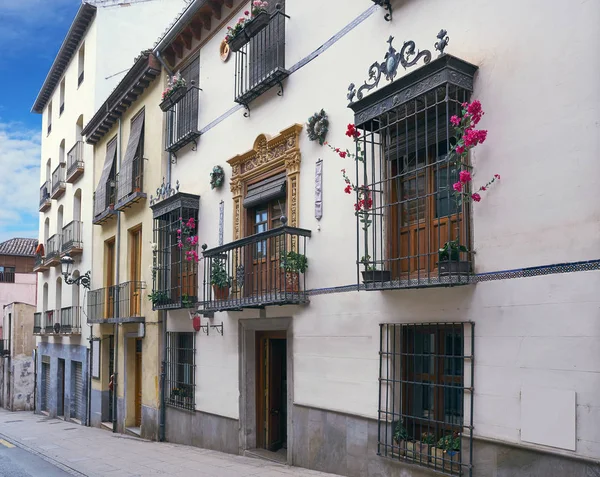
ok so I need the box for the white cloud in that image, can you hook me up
[0,122,40,241]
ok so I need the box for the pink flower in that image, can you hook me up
[339,151,347,158]
[480,186,487,191]
[455,145,465,155]
[341,168,346,173]
[459,170,472,183]
[463,128,487,148]
[178,242,183,249]
[450,115,461,126]
[244,10,250,15]
[345,124,360,139]
[494,174,501,179]
[471,193,481,202]
[177,229,181,234]
[453,182,462,192]
[467,100,484,125]
[344,185,352,194]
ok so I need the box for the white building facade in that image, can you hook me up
[31,0,187,425]
[149,1,600,476]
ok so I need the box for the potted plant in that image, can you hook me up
[225,1,270,53]
[438,239,470,275]
[419,432,436,463]
[211,258,231,300]
[148,290,169,307]
[360,255,391,284]
[160,72,187,111]
[392,420,409,457]
[181,294,195,309]
[280,251,308,292]
[434,432,461,472]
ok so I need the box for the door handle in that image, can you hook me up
[270,409,279,415]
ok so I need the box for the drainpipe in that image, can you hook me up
[112,117,123,433]
[86,332,92,426]
[155,51,173,77]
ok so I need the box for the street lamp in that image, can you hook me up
[60,254,91,290]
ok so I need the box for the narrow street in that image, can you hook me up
[0,409,341,477]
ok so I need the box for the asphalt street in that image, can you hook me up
[0,438,72,477]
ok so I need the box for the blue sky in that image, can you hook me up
[0,0,80,243]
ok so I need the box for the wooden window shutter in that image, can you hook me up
[117,110,145,203]
[94,138,117,216]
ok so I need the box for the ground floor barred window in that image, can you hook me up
[378,322,474,476]
[166,332,195,411]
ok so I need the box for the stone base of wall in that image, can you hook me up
[291,405,600,477]
[141,404,159,440]
[165,406,239,454]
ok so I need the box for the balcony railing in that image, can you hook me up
[45,234,61,266]
[60,306,81,334]
[44,310,55,333]
[93,182,117,225]
[0,270,15,283]
[62,220,83,255]
[88,281,146,323]
[34,312,43,334]
[0,339,9,356]
[51,163,66,199]
[234,9,289,107]
[33,254,49,272]
[165,86,200,153]
[116,156,145,210]
[39,181,51,212]
[202,226,311,312]
[66,141,84,183]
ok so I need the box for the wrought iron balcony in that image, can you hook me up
[93,183,117,225]
[34,312,43,334]
[44,310,55,334]
[59,306,81,334]
[61,220,83,256]
[116,155,145,211]
[51,163,66,199]
[45,234,62,267]
[165,86,200,154]
[201,226,311,312]
[0,269,15,283]
[0,339,9,356]
[39,181,51,212]
[88,281,146,324]
[33,254,49,272]
[66,141,84,183]
[234,9,289,110]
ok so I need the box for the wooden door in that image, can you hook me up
[247,200,286,297]
[130,228,142,317]
[256,331,287,450]
[105,240,115,318]
[135,339,142,427]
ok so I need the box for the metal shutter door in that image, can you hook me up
[73,362,83,420]
[42,362,50,411]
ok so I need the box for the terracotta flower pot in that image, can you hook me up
[284,271,299,293]
[433,448,460,471]
[213,285,230,301]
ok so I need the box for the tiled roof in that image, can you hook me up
[0,238,38,257]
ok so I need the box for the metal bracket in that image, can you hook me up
[191,139,198,152]
[170,153,177,164]
[277,81,284,97]
[210,322,224,336]
[372,0,392,21]
[199,322,210,335]
[242,103,250,118]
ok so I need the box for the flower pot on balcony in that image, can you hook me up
[213,285,230,301]
[244,11,270,38]
[227,30,250,53]
[433,448,461,471]
[438,260,470,276]
[394,439,407,457]
[159,85,187,111]
[284,271,299,293]
[361,270,391,284]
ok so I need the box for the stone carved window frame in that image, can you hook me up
[227,124,302,241]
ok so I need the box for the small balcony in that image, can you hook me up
[51,163,66,199]
[165,86,201,154]
[93,183,117,225]
[44,310,55,334]
[234,9,289,108]
[33,254,49,272]
[61,220,83,256]
[115,156,146,211]
[45,234,62,267]
[34,312,43,335]
[87,281,146,324]
[39,181,51,212]
[59,306,81,334]
[0,339,9,357]
[201,226,310,313]
[66,141,84,183]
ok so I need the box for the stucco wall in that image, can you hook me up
[0,274,36,312]
[160,0,600,465]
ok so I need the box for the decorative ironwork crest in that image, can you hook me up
[434,29,449,56]
[347,35,435,104]
[150,177,179,206]
[371,0,392,21]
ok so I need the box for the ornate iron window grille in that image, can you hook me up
[166,332,196,411]
[378,322,474,476]
[233,5,289,115]
[347,34,477,289]
[151,192,199,310]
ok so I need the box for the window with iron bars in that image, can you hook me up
[378,322,474,476]
[151,195,199,309]
[353,84,474,289]
[166,332,195,411]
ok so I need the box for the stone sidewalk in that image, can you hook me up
[0,410,342,477]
